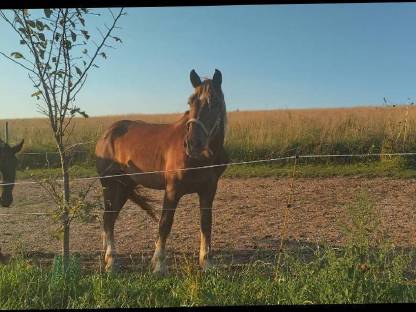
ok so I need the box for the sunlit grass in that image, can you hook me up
[2,105,416,170]
[1,192,415,308]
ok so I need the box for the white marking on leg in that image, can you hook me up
[152,239,167,274]
[199,230,212,270]
[104,233,116,271]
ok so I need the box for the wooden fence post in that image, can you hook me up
[4,122,9,144]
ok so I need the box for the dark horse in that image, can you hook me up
[95,69,228,273]
[0,139,24,207]
[0,138,24,262]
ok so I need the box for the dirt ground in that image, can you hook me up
[1,177,415,270]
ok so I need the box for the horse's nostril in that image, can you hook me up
[194,138,203,149]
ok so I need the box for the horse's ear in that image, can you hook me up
[190,69,202,88]
[11,139,24,154]
[213,69,222,87]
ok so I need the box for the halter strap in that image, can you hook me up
[186,115,221,139]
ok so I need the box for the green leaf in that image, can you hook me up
[31,90,42,98]
[44,8,52,18]
[36,20,44,31]
[112,36,122,43]
[82,60,86,66]
[70,107,89,118]
[92,64,99,68]
[78,16,85,27]
[10,52,24,59]
[26,20,36,28]
[54,33,61,42]
[14,16,23,26]
[99,52,107,59]
[75,66,82,76]
[52,57,56,63]
[40,41,47,49]
[38,32,46,42]
[39,49,45,59]
[65,40,72,50]
[19,39,26,45]
[23,9,29,16]
[70,31,77,42]
[82,48,87,54]
[81,30,90,40]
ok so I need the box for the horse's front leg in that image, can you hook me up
[198,184,217,271]
[102,180,129,272]
[151,189,179,275]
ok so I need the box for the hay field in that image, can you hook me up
[1,105,416,167]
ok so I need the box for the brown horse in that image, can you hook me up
[95,69,228,273]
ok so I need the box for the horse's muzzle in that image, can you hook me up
[185,142,213,160]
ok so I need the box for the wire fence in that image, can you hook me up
[3,151,416,187]
[1,150,416,269]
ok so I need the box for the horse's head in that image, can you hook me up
[185,69,226,160]
[0,139,24,207]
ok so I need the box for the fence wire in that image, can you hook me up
[1,151,416,269]
[2,151,416,187]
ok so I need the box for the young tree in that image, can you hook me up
[0,8,125,272]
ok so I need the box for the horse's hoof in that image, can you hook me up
[200,259,214,272]
[152,260,167,276]
[152,267,168,276]
[0,253,10,264]
[105,261,119,273]
[152,263,168,275]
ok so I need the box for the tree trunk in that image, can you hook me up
[59,147,70,274]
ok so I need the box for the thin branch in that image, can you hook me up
[0,10,37,57]
[20,9,57,132]
[61,16,73,134]
[70,72,87,102]
[108,8,115,20]
[96,26,105,39]
[103,43,115,49]
[70,7,124,94]
[41,9,61,79]
[27,72,48,104]
[0,51,38,74]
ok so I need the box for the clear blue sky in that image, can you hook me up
[1,3,416,119]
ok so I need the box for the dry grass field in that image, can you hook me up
[2,106,416,307]
[2,105,416,167]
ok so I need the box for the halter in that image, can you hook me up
[186,114,222,140]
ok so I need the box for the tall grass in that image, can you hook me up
[0,192,415,308]
[2,105,416,169]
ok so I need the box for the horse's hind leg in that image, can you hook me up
[101,179,129,272]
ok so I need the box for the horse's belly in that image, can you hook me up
[130,172,165,190]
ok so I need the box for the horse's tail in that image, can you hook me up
[128,188,159,223]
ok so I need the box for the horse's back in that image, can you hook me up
[95,119,178,183]
[96,119,171,156]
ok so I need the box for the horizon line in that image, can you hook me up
[0,103,411,121]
